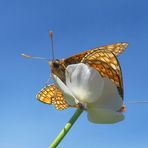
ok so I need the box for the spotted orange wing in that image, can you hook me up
[63,42,128,66]
[36,84,69,110]
[81,49,124,99]
[98,42,128,56]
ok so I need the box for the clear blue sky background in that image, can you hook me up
[1,0,148,148]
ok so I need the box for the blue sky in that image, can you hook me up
[0,0,148,147]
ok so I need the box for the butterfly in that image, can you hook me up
[36,42,128,110]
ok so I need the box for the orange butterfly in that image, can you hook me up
[36,39,128,110]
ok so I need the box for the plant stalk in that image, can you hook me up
[49,108,83,148]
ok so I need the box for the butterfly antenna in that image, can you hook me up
[49,31,55,61]
[127,100,148,104]
[21,54,48,60]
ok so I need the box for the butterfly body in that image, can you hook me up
[37,42,128,110]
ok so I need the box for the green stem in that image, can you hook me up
[49,108,83,148]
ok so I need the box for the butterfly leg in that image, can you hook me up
[62,64,72,82]
[45,74,53,85]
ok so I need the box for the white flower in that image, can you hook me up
[52,63,124,124]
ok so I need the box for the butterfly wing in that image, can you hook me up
[98,42,128,56]
[81,49,124,99]
[64,42,128,66]
[36,84,70,110]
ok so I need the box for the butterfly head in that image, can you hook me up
[48,59,65,82]
[49,59,60,68]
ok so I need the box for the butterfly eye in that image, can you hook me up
[53,62,59,68]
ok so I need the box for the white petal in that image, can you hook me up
[88,78,123,111]
[66,63,104,103]
[52,74,77,106]
[87,107,124,124]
